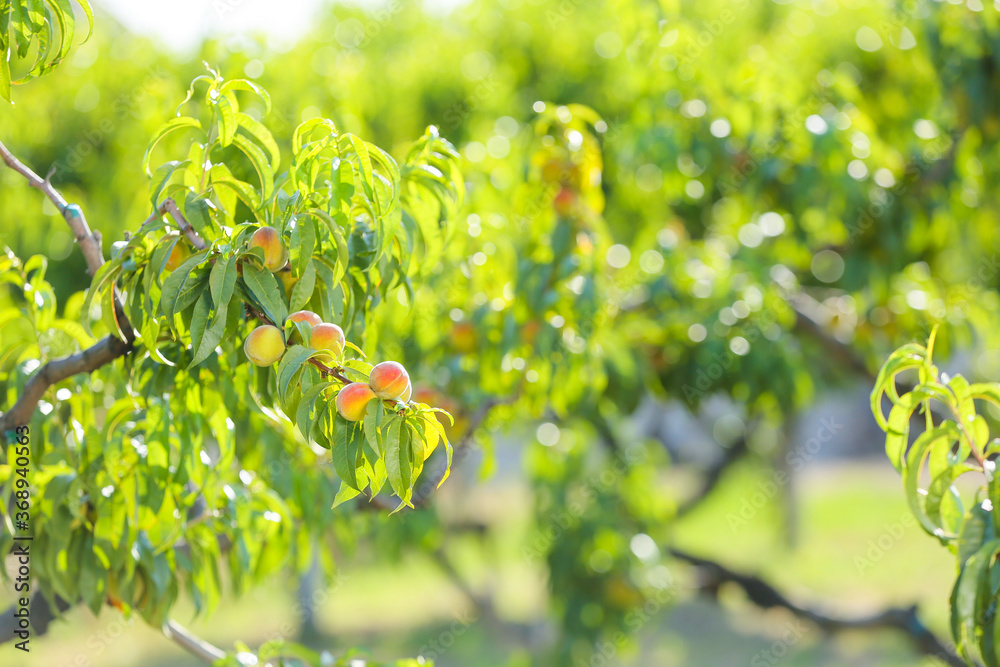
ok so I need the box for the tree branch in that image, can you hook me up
[161,198,208,251]
[0,594,72,646]
[0,138,105,276]
[668,547,964,667]
[789,293,873,379]
[675,434,748,518]
[163,619,226,663]
[0,334,132,432]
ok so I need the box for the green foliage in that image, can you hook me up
[0,0,93,101]
[873,332,1000,664]
[4,0,1000,664]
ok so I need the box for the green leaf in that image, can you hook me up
[221,78,272,114]
[276,345,317,402]
[236,111,280,169]
[332,480,361,508]
[884,383,954,472]
[209,254,237,307]
[295,382,333,442]
[293,217,316,275]
[331,414,362,491]
[188,291,212,361]
[951,539,1000,664]
[289,260,316,312]
[384,417,412,504]
[216,91,237,147]
[232,133,274,202]
[903,421,963,539]
[143,117,205,175]
[189,299,228,368]
[241,262,288,325]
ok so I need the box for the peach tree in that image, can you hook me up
[0,7,463,663]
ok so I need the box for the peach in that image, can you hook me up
[278,270,298,298]
[384,381,412,408]
[310,323,345,363]
[244,324,285,366]
[368,361,410,400]
[163,232,189,271]
[288,310,323,327]
[249,226,288,272]
[336,382,376,422]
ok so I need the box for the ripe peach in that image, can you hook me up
[249,226,288,272]
[368,361,410,400]
[288,310,322,327]
[336,382,376,421]
[244,324,285,366]
[310,323,345,363]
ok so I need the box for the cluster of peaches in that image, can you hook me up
[238,226,412,423]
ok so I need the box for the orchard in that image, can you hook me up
[2,1,1000,666]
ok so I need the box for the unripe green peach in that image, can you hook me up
[244,325,285,366]
[368,361,410,400]
[249,226,288,272]
[336,382,376,422]
[310,323,345,363]
[288,310,322,327]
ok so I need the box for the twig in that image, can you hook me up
[161,198,208,250]
[432,547,489,611]
[163,619,226,663]
[0,335,132,433]
[0,138,105,276]
[668,547,965,667]
[789,293,872,379]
